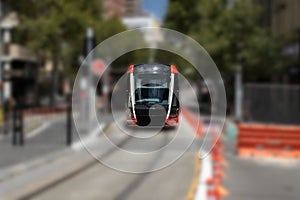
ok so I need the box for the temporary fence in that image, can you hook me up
[237,123,300,158]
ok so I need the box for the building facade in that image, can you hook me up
[103,0,126,18]
[103,0,142,18]
[270,0,300,36]
[124,0,142,16]
[1,12,39,106]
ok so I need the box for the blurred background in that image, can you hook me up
[0,0,299,200]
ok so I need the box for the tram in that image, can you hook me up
[126,63,180,127]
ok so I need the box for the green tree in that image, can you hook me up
[164,0,201,34]
[96,16,126,42]
[8,0,103,104]
[164,0,283,82]
[65,16,128,77]
[109,30,149,69]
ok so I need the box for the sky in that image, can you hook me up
[142,0,169,23]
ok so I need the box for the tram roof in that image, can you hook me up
[133,63,171,75]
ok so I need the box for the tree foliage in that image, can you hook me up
[164,0,201,34]
[9,0,102,53]
[5,0,131,105]
[164,0,283,82]
[7,0,129,75]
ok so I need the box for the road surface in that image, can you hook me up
[32,116,199,200]
[223,139,300,200]
[0,113,201,200]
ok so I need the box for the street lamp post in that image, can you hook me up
[86,27,94,126]
[234,63,243,122]
[0,0,3,106]
[297,28,300,62]
[234,43,243,122]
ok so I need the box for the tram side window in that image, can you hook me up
[172,95,179,107]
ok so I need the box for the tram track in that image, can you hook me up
[21,124,173,200]
[20,124,132,200]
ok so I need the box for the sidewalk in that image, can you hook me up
[0,113,113,180]
[0,119,70,169]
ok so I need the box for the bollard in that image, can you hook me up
[12,106,17,146]
[206,178,220,200]
[19,109,24,145]
[12,103,24,146]
[66,93,72,146]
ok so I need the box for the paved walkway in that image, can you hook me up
[0,119,73,170]
[0,113,113,170]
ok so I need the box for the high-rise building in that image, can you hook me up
[270,0,300,36]
[0,12,39,105]
[103,0,143,18]
[124,0,142,16]
[253,0,300,35]
[258,0,300,58]
[103,0,126,18]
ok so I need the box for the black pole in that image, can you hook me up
[19,108,24,146]
[12,105,17,145]
[66,93,72,146]
[12,102,24,146]
[298,28,300,62]
[0,0,3,106]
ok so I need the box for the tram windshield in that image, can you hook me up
[134,74,170,105]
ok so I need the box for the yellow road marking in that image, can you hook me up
[186,153,201,200]
[103,123,113,136]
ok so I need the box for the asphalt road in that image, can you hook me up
[223,140,300,200]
